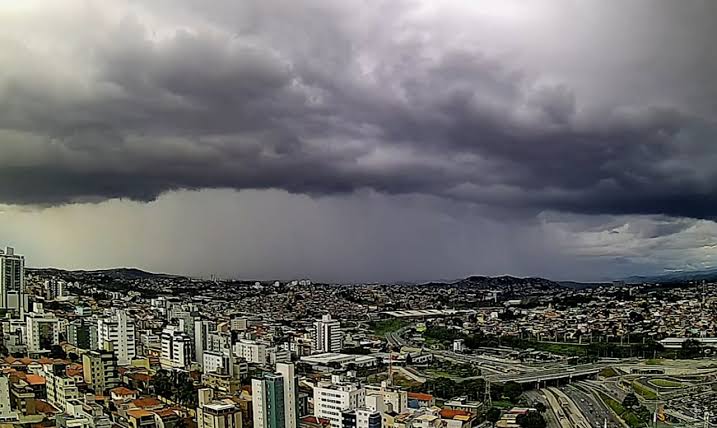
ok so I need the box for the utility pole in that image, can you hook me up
[484,378,492,409]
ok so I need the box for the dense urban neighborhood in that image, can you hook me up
[2,246,717,428]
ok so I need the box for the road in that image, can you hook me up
[547,387,593,428]
[564,382,623,428]
[542,387,574,428]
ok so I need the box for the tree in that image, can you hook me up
[622,393,639,410]
[533,402,547,413]
[681,339,702,359]
[49,344,67,360]
[504,381,523,403]
[486,408,502,426]
[68,352,79,362]
[517,411,546,428]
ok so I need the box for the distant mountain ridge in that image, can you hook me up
[624,267,717,284]
[27,267,178,279]
[420,274,566,291]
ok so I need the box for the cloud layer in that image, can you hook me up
[2,0,716,218]
[1,1,716,280]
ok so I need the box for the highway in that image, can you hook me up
[547,387,593,428]
[564,382,623,428]
[542,387,574,428]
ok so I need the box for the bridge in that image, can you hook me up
[488,365,602,388]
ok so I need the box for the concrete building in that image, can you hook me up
[0,246,24,316]
[44,364,80,413]
[197,389,243,428]
[203,350,232,376]
[366,383,408,414]
[97,310,136,366]
[68,318,96,350]
[194,319,217,365]
[341,409,380,428]
[233,339,267,365]
[252,363,300,428]
[26,304,61,352]
[161,326,192,369]
[252,374,285,428]
[230,318,248,332]
[0,374,18,422]
[313,378,365,428]
[83,349,120,394]
[312,315,342,354]
[44,278,66,300]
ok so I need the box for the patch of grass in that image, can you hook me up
[370,319,409,336]
[534,342,587,356]
[632,381,658,400]
[600,367,619,378]
[646,358,664,365]
[492,400,514,409]
[600,392,626,414]
[649,378,683,388]
[597,392,645,428]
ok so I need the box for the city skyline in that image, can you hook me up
[2,1,717,281]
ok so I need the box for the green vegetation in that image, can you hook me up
[599,367,619,378]
[516,411,547,428]
[421,326,664,359]
[153,369,197,407]
[598,392,647,428]
[370,318,408,336]
[492,400,514,409]
[646,358,664,365]
[632,381,658,399]
[649,378,683,388]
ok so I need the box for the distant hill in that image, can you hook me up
[27,267,179,280]
[624,268,717,284]
[421,275,565,292]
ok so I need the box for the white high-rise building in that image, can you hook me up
[277,363,298,428]
[233,339,267,365]
[25,304,61,352]
[195,319,217,365]
[97,310,136,366]
[203,350,231,375]
[312,314,342,353]
[313,378,365,428]
[252,363,300,428]
[161,326,192,369]
[0,247,24,316]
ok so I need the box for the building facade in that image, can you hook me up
[97,310,136,366]
[312,315,342,354]
[0,247,24,316]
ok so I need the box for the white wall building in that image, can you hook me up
[97,310,136,366]
[312,315,342,354]
[313,378,365,428]
[194,320,217,365]
[161,326,192,369]
[25,304,60,352]
[233,339,267,365]
[203,350,231,375]
[44,365,80,413]
[252,363,299,428]
[0,375,18,421]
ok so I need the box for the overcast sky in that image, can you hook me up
[1,0,716,282]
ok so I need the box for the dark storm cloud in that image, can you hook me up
[2,0,717,220]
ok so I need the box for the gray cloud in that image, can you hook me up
[1,1,717,218]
